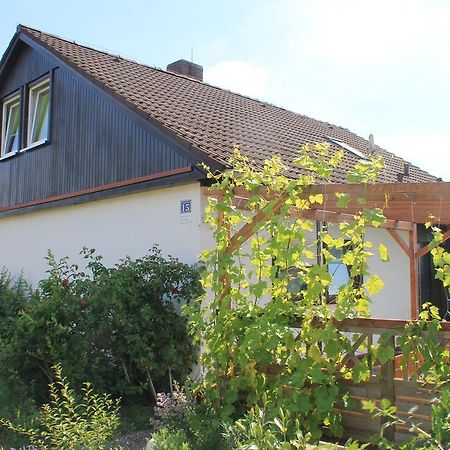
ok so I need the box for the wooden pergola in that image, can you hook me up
[204,182,450,320]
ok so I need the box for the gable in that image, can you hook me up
[0,37,203,215]
[0,40,54,98]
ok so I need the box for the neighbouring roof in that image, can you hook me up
[14,25,438,184]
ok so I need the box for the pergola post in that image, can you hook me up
[409,224,419,320]
[217,207,231,307]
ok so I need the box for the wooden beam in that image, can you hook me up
[204,186,450,224]
[387,229,412,258]
[314,182,450,196]
[296,209,413,230]
[335,333,369,371]
[332,317,450,333]
[409,225,419,320]
[326,200,450,210]
[327,209,450,224]
[225,196,287,254]
[227,200,414,230]
[416,229,450,259]
[204,182,450,199]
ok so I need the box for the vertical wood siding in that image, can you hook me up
[0,43,193,208]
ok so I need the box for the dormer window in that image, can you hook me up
[1,93,21,156]
[28,78,50,145]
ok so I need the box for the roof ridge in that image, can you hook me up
[19,25,355,135]
[19,24,139,63]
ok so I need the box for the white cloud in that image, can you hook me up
[199,2,450,183]
[204,61,270,98]
[277,0,450,69]
[377,133,450,181]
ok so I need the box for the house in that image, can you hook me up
[0,25,447,320]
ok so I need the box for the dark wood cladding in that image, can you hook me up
[0,42,54,96]
[0,41,196,209]
[0,166,193,214]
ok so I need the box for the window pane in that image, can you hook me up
[29,81,50,144]
[278,267,307,297]
[3,99,20,154]
[328,262,350,296]
[31,89,49,142]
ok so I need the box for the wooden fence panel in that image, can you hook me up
[333,318,449,443]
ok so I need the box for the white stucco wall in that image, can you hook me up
[0,183,412,319]
[328,224,411,319]
[365,228,410,319]
[0,183,211,285]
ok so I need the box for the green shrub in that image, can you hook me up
[0,246,202,410]
[0,269,37,447]
[150,389,226,450]
[224,401,311,450]
[0,364,120,450]
[149,428,191,450]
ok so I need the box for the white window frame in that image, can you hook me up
[1,93,21,158]
[325,136,368,160]
[27,78,50,146]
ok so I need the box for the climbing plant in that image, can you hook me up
[185,144,388,440]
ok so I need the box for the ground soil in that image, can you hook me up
[111,430,151,450]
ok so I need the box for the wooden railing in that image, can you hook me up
[333,318,450,443]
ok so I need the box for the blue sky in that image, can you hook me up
[1,0,449,179]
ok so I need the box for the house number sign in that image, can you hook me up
[180,199,192,214]
[180,199,192,223]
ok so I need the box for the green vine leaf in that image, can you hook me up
[365,275,384,295]
[378,244,389,262]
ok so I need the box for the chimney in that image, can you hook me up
[403,163,410,177]
[166,59,203,81]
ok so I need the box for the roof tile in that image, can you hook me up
[20,26,437,184]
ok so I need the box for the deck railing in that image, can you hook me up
[333,318,450,443]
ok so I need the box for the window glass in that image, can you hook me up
[29,80,50,144]
[328,253,350,298]
[2,95,20,155]
[327,245,361,303]
[278,266,307,295]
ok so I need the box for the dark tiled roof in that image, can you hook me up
[19,26,436,183]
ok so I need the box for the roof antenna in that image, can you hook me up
[191,48,194,64]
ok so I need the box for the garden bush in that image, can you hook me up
[0,270,38,446]
[149,389,227,450]
[149,427,191,449]
[0,364,121,450]
[0,246,202,436]
[223,399,312,449]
